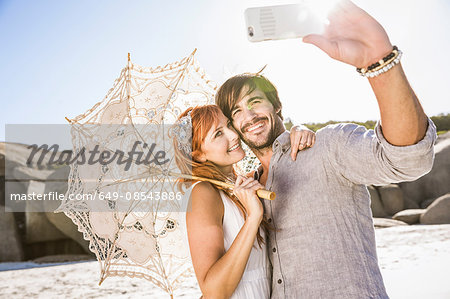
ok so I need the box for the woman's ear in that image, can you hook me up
[192,150,207,163]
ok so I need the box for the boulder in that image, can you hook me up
[0,142,57,172]
[399,137,450,207]
[3,176,28,210]
[1,143,36,183]
[378,184,404,215]
[0,176,5,207]
[403,197,420,209]
[44,166,91,254]
[1,142,92,257]
[24,239,89,260]
[25,211,68,244]
[0,151,5,176]
[1,141,59,208]
[373,218,408,228]
[1,141,61,185]
[13,165,54,181]
[32,254,94,264]
[392,209,426,224]
[0,208,24,261]
[368,186,387,217]
[420,198,436,209]
[420,193,450,224]
[25,180,67,244]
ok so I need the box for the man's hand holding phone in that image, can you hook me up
[244,0,393,69]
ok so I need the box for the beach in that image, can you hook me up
[1,224,449,299]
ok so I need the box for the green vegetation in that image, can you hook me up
[285,113,450,133]
[431,113,450,132]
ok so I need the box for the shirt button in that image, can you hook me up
[272,247,277,253]
[278,279,282,284]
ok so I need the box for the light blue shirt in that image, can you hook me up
[256,119,436,298]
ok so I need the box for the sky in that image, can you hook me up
[1,0,450,142]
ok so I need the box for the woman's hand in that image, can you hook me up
[290,125,316,161]
[233,175,264,222]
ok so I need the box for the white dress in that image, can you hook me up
[189,182,271,299]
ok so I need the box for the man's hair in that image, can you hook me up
[215,73,283,121]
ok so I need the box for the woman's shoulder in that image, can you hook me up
[190,181,224,215]
[191,181,219,195]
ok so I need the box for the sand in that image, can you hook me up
[376,224,450,299]
[1,224,449,299]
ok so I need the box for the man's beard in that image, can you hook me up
[239,114,284,150]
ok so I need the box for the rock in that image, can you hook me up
[392,209,426,224]
[25,211,68,244]
[368,186,387,217]
[24,239,90,260]
[13,165,54,181]
[1,141,64,189]
[32,254,94,264]
[25,180,67,244]
[0,142,58,173]
[404,197,420,209]
[399,137,450,207]
[420,193,450,224]
[378,184,404,215]
[420,198,436,209]
[44,166,91,254]
[1,142,91,252]
[0,207,24,261]
[3,176,28,211]
[0,152,5,176]
[1,142,92,257]
[1,141,63,209]
[1,143,37,183]
[373,218,408,228]
[0,177,4,207]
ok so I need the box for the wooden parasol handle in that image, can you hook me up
[173,172,276,200]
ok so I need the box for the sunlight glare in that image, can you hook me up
[305,0,341,21]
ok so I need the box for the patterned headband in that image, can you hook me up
[171,111,193,158]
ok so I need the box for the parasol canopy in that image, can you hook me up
[56,50,217,297]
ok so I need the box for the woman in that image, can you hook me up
[172,105,315,298]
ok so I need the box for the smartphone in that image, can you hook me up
[244,3,324,42]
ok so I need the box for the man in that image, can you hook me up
[215,1,436,298]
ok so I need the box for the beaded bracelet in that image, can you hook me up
[356,46,402,78]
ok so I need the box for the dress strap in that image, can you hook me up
[191,181,202,189]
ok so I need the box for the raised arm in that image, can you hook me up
[303,0,427,145]
[318,120,435,186]
[187,179,263,298]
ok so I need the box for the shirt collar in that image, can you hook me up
[254,165,263,181]
[272,131,291,154]
[253,131,290,181]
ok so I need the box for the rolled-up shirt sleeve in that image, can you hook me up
[321,118,437,186]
